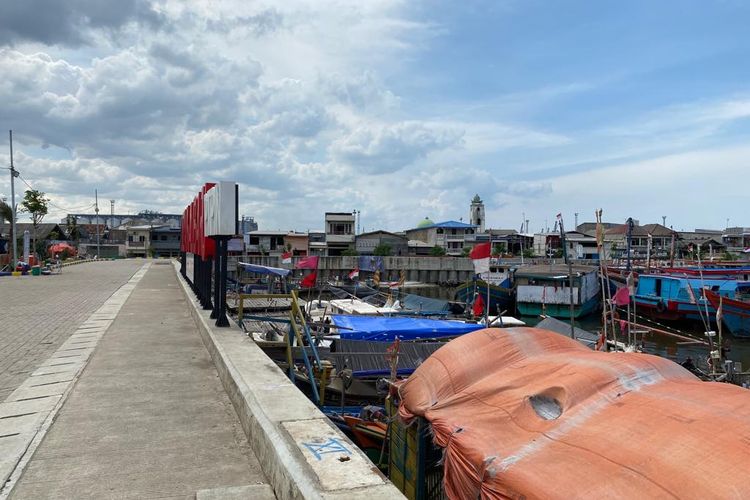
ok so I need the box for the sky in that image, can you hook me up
[1,0,749,233]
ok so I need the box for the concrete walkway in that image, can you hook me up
[8,262,268,499]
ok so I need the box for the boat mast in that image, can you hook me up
[558,213,575,339]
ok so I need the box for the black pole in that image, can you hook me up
[626,217,634,272]
[216,237,230,327]
[211,238,221,319]
[180,251,186,277]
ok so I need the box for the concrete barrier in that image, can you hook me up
[173,263,405,500]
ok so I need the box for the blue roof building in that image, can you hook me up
[405,220,478,256]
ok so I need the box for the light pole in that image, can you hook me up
[8,130,19,269]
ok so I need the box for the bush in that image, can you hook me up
[430,246,447,256]
[373,243,392,256]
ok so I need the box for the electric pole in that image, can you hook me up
[95,189,100,258]
[8,130,19,269]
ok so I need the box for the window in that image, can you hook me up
[249,236,259,245]
[161,235,168,241]
[128,235,133,242]
[436,228,444,234]
[451,229,457,235]
[139,235,145,242]
[329,223,352,235]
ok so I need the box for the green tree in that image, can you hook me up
[20,189,50,259]
[342,246,359,256]
[373,243,392,256]
[66,215,81,241]
[461,246,471,257]
[522,248,535,258]
[492,244,505,256]
[0,200,15,249]
[430,246,447,257]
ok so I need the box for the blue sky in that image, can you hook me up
[0,0,749,232]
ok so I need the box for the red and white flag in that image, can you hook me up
[281,252,292,265]
[348,267,359,280]
[469,242,491,275]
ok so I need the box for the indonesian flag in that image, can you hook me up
[295,255,319,269]
[300,271,317,288]
[281,252,292,265]
[348,267,359,280]
[469,242,491,275]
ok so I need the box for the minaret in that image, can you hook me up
[470,194,485,232]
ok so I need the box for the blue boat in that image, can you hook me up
[705,289,750,338]
[633,274,750,322]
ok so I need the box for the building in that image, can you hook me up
[308,231,326,256]
[723,227,750,253]
[563,231,599,260]
[239,216,259,234]
[476,229,528,255]
[677,230,726,258]
[355,230,408,256]
[284,232,309,256]
[150,227,182,257]
[324,212,355,256]
[405,219,477,256]
[469,194,485,233]
[244,231,287,256]
[64,212,182,229]
[603,222,677,260]
[532,232,561,257]
[125,225,154,257]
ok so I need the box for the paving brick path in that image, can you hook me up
[0,260,144,400]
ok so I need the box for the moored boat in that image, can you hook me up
[514,264,600,318]
[633,274,750,322]
[705,288,750,338]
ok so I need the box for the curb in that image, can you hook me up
[173,263,404,500]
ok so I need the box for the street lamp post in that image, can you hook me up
[8,130,19,269]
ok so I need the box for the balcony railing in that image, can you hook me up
[127,241,145,247]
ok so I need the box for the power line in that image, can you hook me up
[16,173,97,213]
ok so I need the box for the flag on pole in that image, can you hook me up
[472,293,485,317]
[300,271,317,288]
[469,242,491,276]
[295,255,319,269]
[348,267,359,280]
[281,252,292,265]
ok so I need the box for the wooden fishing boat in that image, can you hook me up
[705,289,750,338]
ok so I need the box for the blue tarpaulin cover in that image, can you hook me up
[238,262,291,277]
[331,315,483,341]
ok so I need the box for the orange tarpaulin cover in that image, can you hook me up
[398,327,750,499]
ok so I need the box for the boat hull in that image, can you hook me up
[705,290,750,338]
[454,280,514,315]
[517,294,600,319]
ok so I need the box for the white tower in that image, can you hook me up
[470,194,485,232]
